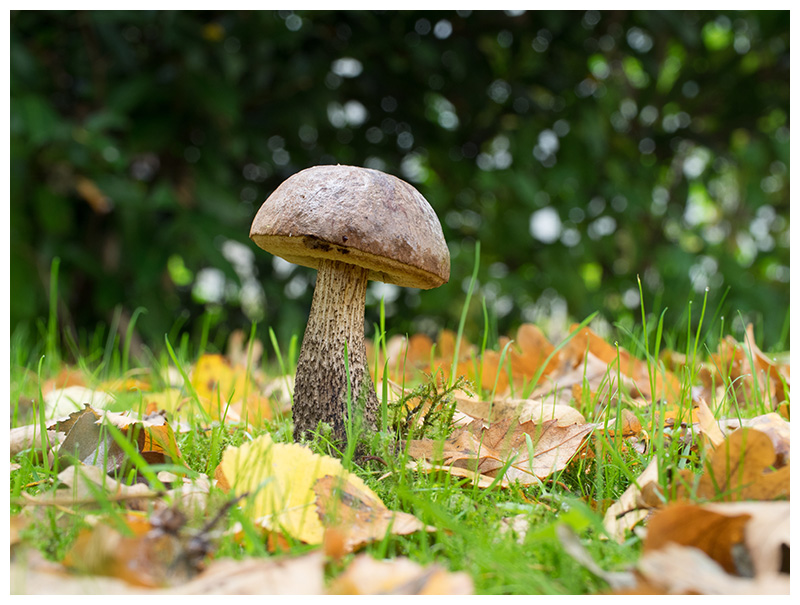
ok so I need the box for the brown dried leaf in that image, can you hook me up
[328,554,473,595]
[454,392,586,426]
[556,325,681,402]
[407,416,593,487]
[313,475,433,555]
[54,406,185,474]
[704,324,789,407]
[633,543,789,595]
[13,549,326,595]
[738,413,790,466]
[694,398,726,447]
[675,427,790,502]
[10,424,62,457]
[702,501,789,577]
[62,514,184,587]
[644,503,752,575]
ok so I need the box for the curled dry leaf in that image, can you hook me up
[372,329,474,384]
[373,322,686,407]
[328,554,473,595]
[557,325,681,402]
[694,398,726,448]
[630,499,790,595]
[51,405,185,477]
[407,416,593,487]
[479,324,557,394]
[691,323,789,408]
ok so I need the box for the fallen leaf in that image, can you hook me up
[454,392,586,426]
[674,427,790,501]
[218,434,363,543]
[43,385,115,418]
[703,324,789,408]
[62,513,186,587]
[10,424,62,457]
[191,354,253,417]
[694,398,726,447]
[407,416,593,487]
[54,406,185,476]
[633,542,789,595]
[12,548,325,595]
[175,551,325,594]
[703,501,790,577]
[479,324,557,393]
[217,434,424,547]
[313,475,432,555]
[735,412,789,465]
[644,503,752,575]
[327,554,473,595]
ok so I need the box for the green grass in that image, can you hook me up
[8,314,764,594]
[9,258,784,594]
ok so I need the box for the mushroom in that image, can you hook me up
[250,164,450,443]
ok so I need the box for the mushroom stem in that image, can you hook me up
[292,257,379,442]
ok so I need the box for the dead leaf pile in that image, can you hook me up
[10,323,789,595]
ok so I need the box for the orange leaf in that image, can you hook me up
[644,503,751,575]
[675,427,789,502]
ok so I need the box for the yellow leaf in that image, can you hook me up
[139,388,186,416]
[191,354,251,406]
[217,434,380,544]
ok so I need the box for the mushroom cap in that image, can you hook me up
[250,164,450,289]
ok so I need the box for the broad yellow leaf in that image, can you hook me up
[218,434,380,544]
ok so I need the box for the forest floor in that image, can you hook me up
[9,302,790,595]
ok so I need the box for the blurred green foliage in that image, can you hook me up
[10,10,790,357]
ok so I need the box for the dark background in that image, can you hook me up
[10,10,790,361]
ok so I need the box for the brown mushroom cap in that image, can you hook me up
[249,164,450,289]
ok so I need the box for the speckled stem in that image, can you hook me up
[292,258,378,442]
